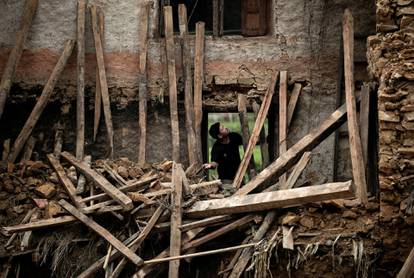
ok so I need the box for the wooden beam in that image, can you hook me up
[238,94,256,178]
[187,181,353,218]
[252,101,269,168]
[397,245,414,278]
[0,0,38,119]
[179,215,233,232]
[279,71,288,187]
[282,152,311,190]
[235,100,351,197]
[178,4,198,167]
[59,200,143,266]
[164,6,180,162]
[233,72,278,189]
[2,139,10,162]
[343,9,368,205]
[91,4,114,158]
[20,136,36,162]
[213,0,219,37]
[2,216,77,235]
[360,83,370,168]
[47,154,85,208]
[93,8,104,142]
[287,83,302,128]
[8,40,75,163]
[76,0,86,160]
[61,151,133,210]
[138,3,150,166]
[169,163,183,278]
[194,22,205,164]
[5,208,37,248]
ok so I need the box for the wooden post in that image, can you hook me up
[360,83,370,168]
[178,4,198,167]
[91,4,114,158]
[194,22,205,164]
[279,71,288,187]
[8,40,75,163]
[164,6,180,162]
[93,8,104,142]
[252,101,269,168]
[238,94,256,177]
[287,83,302,128]
[76,0,86,160]
[397,246,414,278]
[233,72,278,189]
[0,0,38,120]
[169,163,183,278]
[138,3,150,166]
[59,200,144,266]
[343,9,368,205]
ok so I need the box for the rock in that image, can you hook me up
[45,201,63,218]
[15,193,28,202]
[33,198,48,209]
[117,166,129,179]
[380,205,398,222]
[405,215,414,225]
[26,177,41,186]
[281,213,300,226]
[342,210,358,219]
[13,205,25,214]
[366,202,380,212]
[67,166,77,184]
[299,216,314,228]
[35,183,56,199]
[49,172,59,184]
[3,179,14,193]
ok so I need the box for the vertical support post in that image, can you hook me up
[278,71,288,187]
[93,9,104,142]
[360,83,370,169]
[238,94,256,177]
[194,22,205,164]
[164,6,180,162]
[253,100,269,168]
[343,9,368,204]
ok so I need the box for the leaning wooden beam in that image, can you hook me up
[7,40,75,163]
[235,100,351,197]
[0,0,38,120]
[164,6,180,162]
[138,3,150,166]
[76,0,86,160]
[233,72,278,189]
[2,216,77,235]
[93,8,104,142]
[169,163,183,278]
[343,9,368,205]
[20,136,36,162]
[61,151,133,210]
[47,154,85,208]
[91,4,114,158]
[397,245,414,278]
[194,21,205,164]
[287,83,302,128]
[279,71,288,187]
[238,94,256,178]
[252,101,269,167]
[281,152,311,190]
[187,181,353,218]
[59,200,143,266]
[178,4,198,167]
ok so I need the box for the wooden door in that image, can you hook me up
[241,0,267,36]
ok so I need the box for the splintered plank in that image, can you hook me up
[287,83,302,128]
[238,94,256,178]
[279,71,288,187]
[282,152,311,190]
[138,3,150,166]
[2,216,77,234]
[61,151,133,210]
[233,72,278,189]
[93,8,104,142]
[194,21,205,164]
[235,100,351,197]
[187,181,353,218]
[0,0,38,120]
[169,163,183,278]
[164,6,180,162]
[59,200,143,266]
[8,40,75,163]
[76,0,86,160]
[178,4,198,167]
[343,9,368,205]
[91,4,114,158]
[252,101,269,167]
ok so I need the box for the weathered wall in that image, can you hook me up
[367,0,414,273]
[0,0,376,183]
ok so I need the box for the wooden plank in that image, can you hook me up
[76,0,86,160]
[238,94,256,178]
[169,163,183,278]
[20,211,39,251]
[279,71,288,187]
[59,200,143,266]
[5,208,37,248]
[138,3,150,166]
[179,215,233,232]
[343,9,368,205]
[91,4,114,158]
[252,101,269,167]
[397,245,414,278]
[233,72,278,189]
[282,152,311,190]
[47,154,85,208]
[8,40,75,163]
[0,0,38,120]
[93,8,104,142]
[235,100,351,197]
[194,22,205,164]
[287,83,302,127]
[178,4,198,167]
[2,139,10,162]
[20,136,36,162]
[61,151,133,210]
[186,181,353,218]
[360,83,370,168]
[164,6,180,162]
[2,216,77,234]
[282,226,294,250]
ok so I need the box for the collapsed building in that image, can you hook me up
[0,0,413,277]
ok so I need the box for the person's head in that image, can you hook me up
[209,122,229,140]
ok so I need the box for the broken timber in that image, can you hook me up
[397,245,414,278]
[287,83,302,128]
[194,21,205,164]
[282,152,311,190]
[343,9,368,204]
[0,0,38,120]
[187,181,353,218]
[279,71,288,187]
[61,151,133,210]
[93,8,104,142]
[164,6,180,162]
[8,40,75,163]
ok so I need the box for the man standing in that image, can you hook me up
[203,122,243,183]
